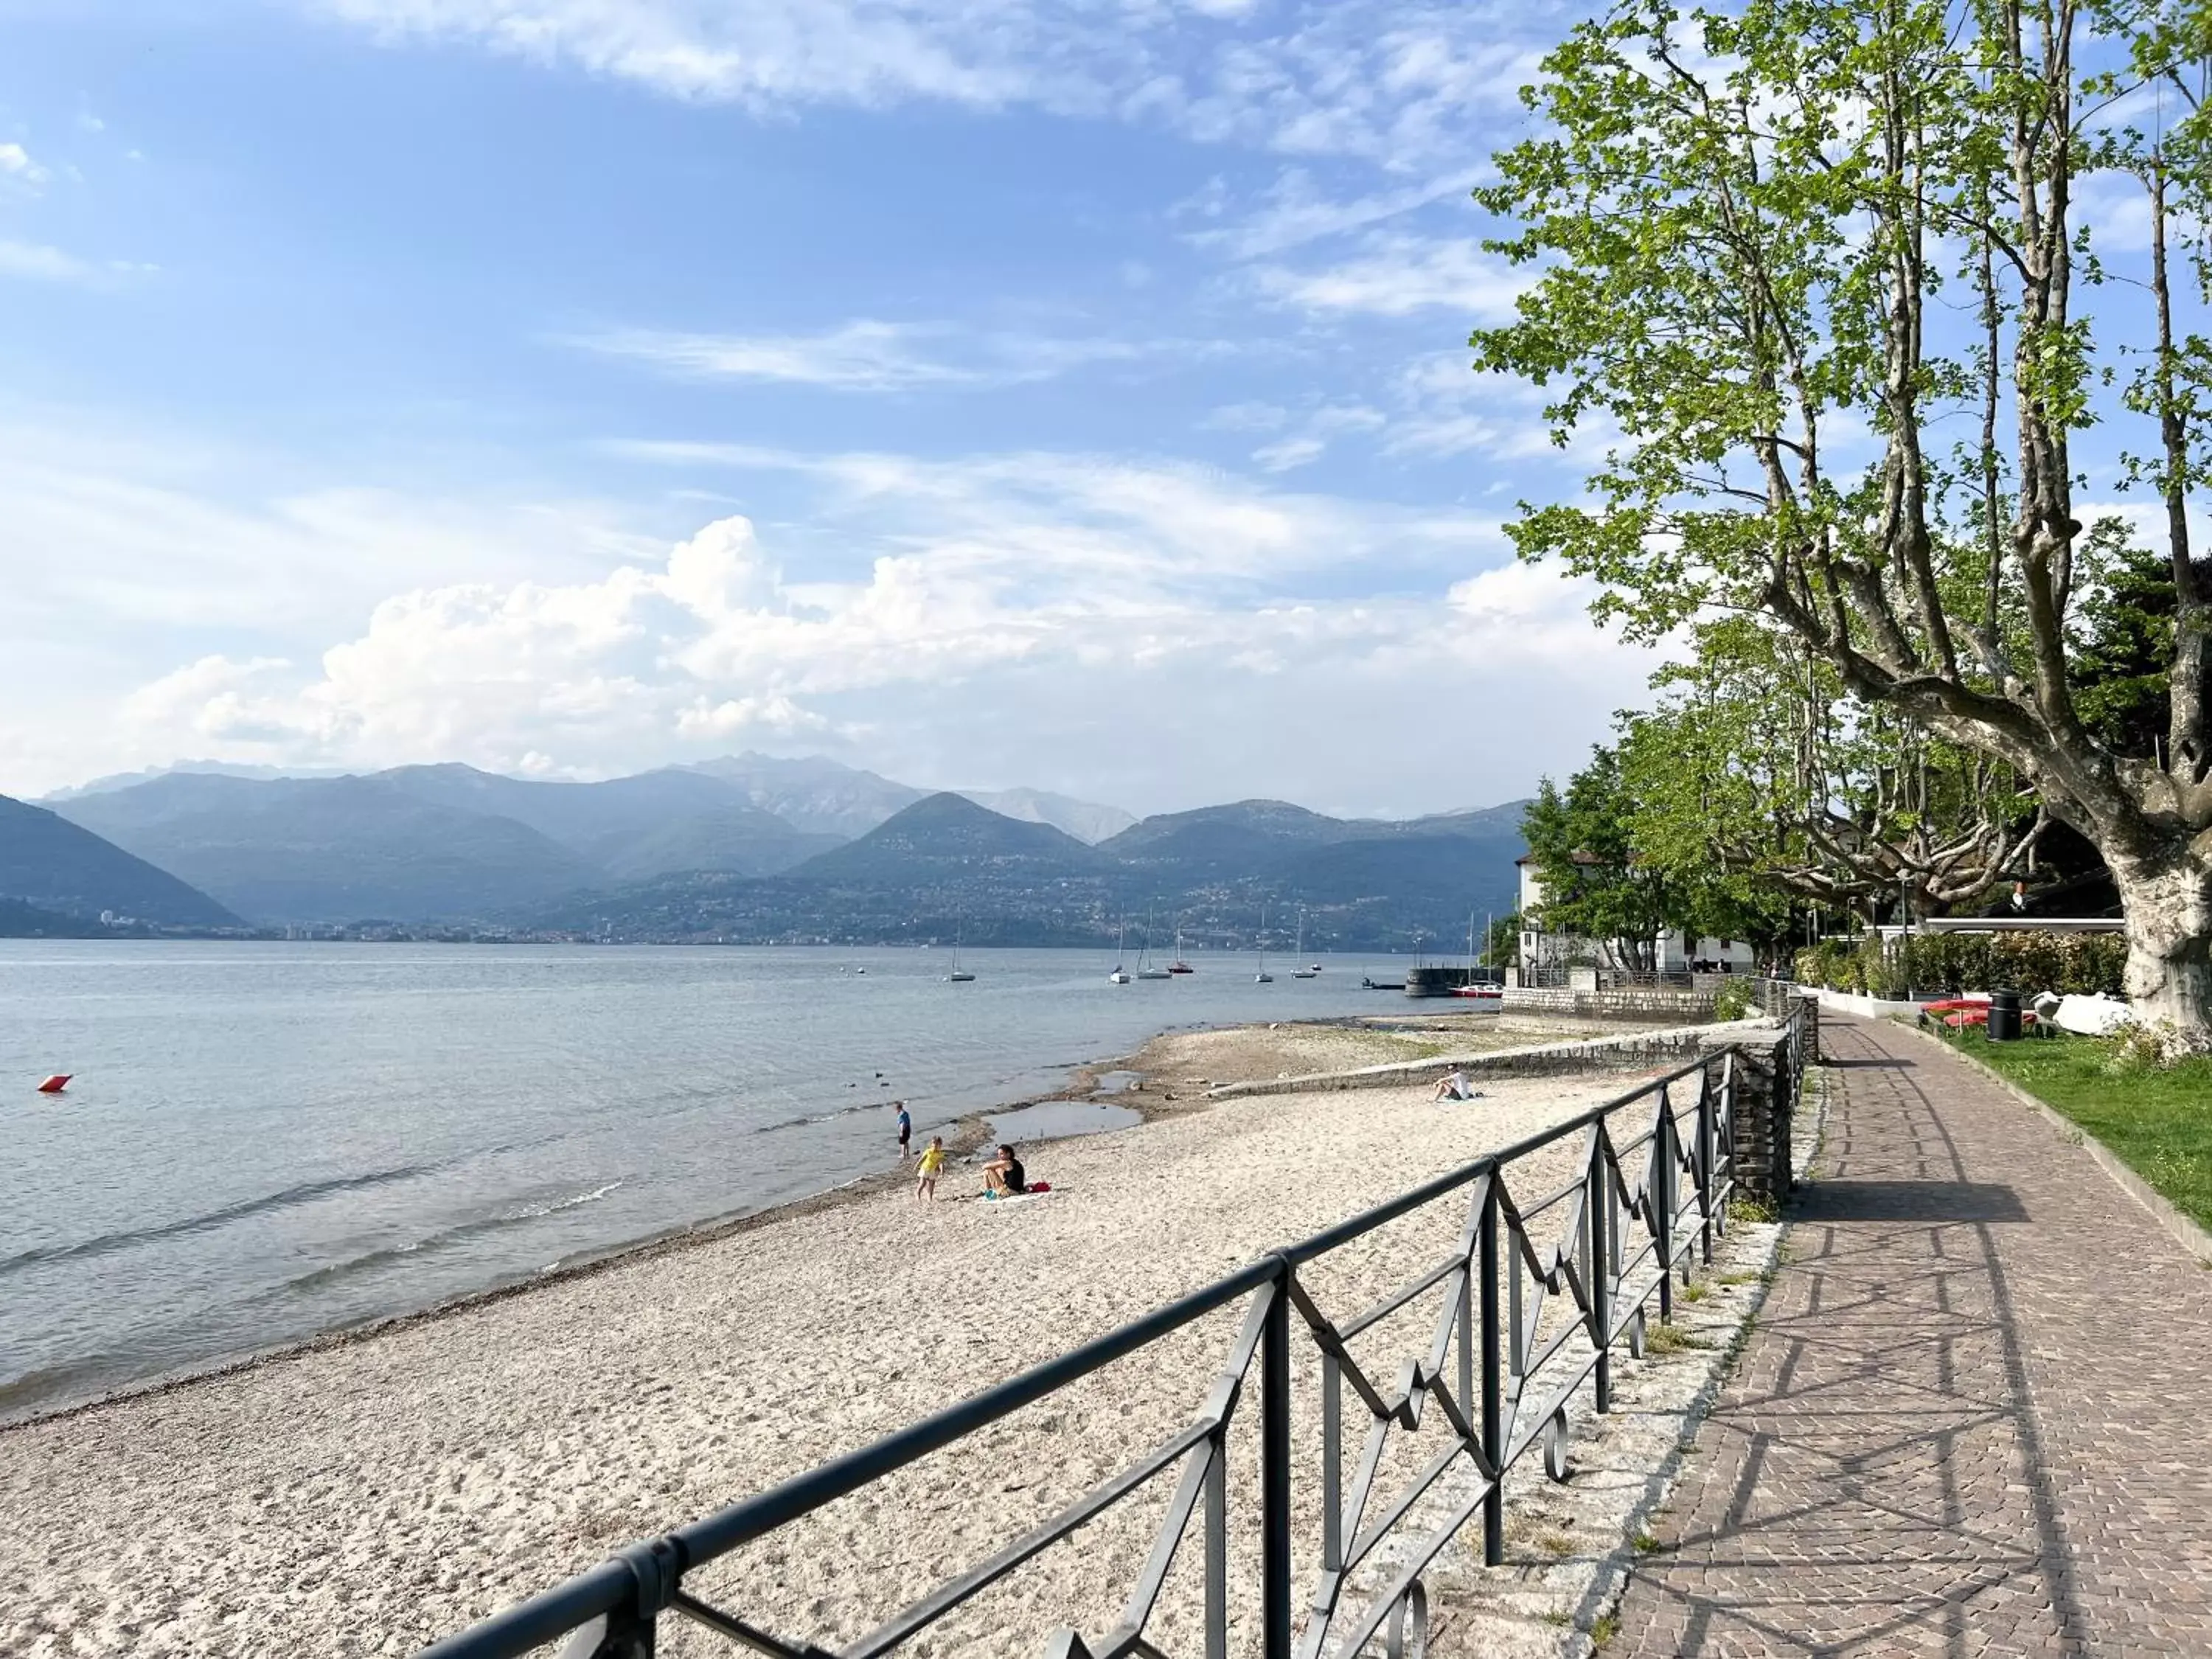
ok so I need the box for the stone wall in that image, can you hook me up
[1500,985,1719,1023]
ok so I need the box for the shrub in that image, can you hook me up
[1794,928,2126,998]
[1952,933,1994,995]
[2059,932,2126,997]
[1993,930,2066,996]
[1711,977,1755,1020]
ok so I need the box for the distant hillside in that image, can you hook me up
[0,795,241,928]
[1105,799,1355,860]
[956,786,1135,844]
[52,774,602,925]
[534,795,1528,947]
[681,753,927,839]
[32,751,1528,944]
[682,753,1134,844]
[372,763,833,877]
[0,897,108,938]
[796,793,1110,882]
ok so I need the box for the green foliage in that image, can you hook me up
[2070,525,2183,761]
[1481,911,1521,968]
[1793,931,2126,995]
[1465,0,2212,1036]
[1961,1030,2212,1230]
[1624,620,2037,919]
[1523,744,1731,971]
[1711,977,1756,1021]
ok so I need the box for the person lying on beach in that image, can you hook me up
[1432,1071,1482,1102]
[914,1136,945,1203]
[981,1144,1028,1197]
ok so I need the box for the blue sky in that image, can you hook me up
[1,0,1660,817]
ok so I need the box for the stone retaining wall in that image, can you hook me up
[1205,1016,1777,1099]
[1501,986,1719,1023]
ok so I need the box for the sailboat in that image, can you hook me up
[1453,909,1502,1006]
[945,922,975,983]
[1168,923,1194,973]
[1253,903,1273,984]
[1136,905,1172,979]
[1292,908,1319,978]
[1107,916,1133,984]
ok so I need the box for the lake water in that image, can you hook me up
[0,941,1422,1421]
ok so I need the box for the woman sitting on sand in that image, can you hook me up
[981,1144,1028,1197]
[1433,1070,1481,1102]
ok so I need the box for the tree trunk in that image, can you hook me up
[2107,841,2212,1048]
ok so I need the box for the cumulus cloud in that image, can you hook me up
[0,142,50,188]
[72,443,1649,813]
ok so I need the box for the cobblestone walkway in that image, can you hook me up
[1612,1018,2212,1657]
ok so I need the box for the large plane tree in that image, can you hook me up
[1472,0,2212,1044]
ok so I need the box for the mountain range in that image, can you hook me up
[6,754,1529,947]
[0,794,243,932]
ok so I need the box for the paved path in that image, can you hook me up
[1613,1018,2212,1658]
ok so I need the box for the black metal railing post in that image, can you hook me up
[592,1539,681,1659]
[1587,1145,1611,1413]
[1655,1111,1674,1323]
[1697,1072,1714,1265]
[1262,1266,1292,1659]
[1478,1186,1503,1568]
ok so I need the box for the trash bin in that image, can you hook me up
[1987,987,2022,1042]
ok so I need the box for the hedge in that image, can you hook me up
[1791,930,2126,999]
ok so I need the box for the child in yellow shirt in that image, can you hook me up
[914,1135,946,1203]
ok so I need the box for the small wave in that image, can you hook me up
[755,1099,894,1134]
[0,1164,435,1279]
[262,1181,623,1298]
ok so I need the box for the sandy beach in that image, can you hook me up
[2,1015,1661,1658]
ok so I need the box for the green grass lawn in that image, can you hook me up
[1935,1026,2212,1232]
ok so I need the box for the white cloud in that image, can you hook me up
[1247,403,1385,472]
[23,437,1648,812]
[0,240,91,282]
[310,0,1551,164]
[1182,165,1486,260]
[1252,234,1528,319]
[0,143,50,188]
[1380,355,1600,465]
[567,319,1164,392]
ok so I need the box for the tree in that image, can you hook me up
[2071,521,2197,759]
[1481,910,1522,968]
[1523,742,1749,970]
[1620,618,2048,920]
[1472,0,2212,1043]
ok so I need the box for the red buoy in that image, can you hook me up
[37,1074,70,1093]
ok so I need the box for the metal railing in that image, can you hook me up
[419,1008,1808,1659]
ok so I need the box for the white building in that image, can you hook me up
[1514,856,1756,978]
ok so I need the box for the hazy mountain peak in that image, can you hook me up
[950,786,1135,844]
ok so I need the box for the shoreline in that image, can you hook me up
[1,1006,1548,1436]
[1,1009,1655,1659]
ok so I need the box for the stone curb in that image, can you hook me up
[1543,1063,1832,1657]
[1451,1057,1832,1655]
[1891,1018,2212,1267]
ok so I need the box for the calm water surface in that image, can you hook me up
[0,942,1419,1419]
